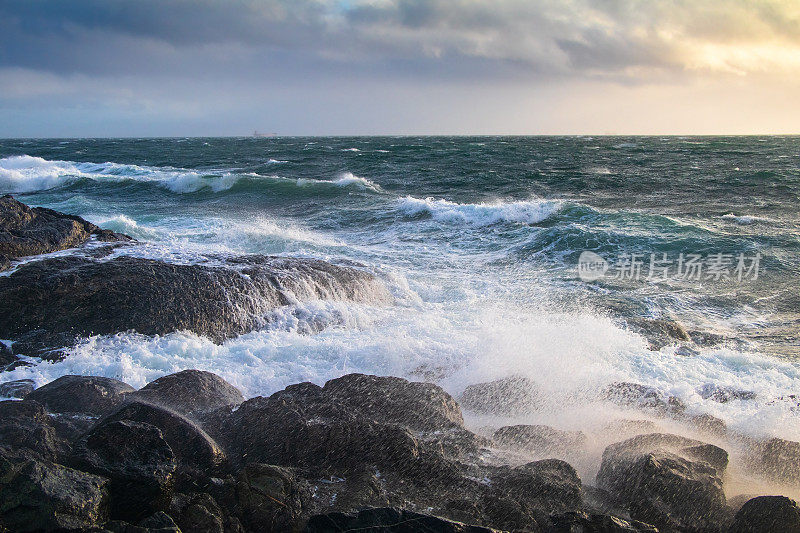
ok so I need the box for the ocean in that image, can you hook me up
[1,135,798,443]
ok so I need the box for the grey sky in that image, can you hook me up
[2,0,799,136]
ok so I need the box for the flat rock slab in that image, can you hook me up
[0,194,130,266]
[0,253,391,353]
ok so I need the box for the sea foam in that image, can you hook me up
[398,196,561,226]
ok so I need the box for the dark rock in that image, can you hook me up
[602,419,660,438]
[27,375,135,416]
[683,412,727,437]
[211,374,467,481]
[626,317,690,349]
[760,438,800,485]
[172,493,225,533]
[71,420,177,522]
[236,464,306,532]
[0,253,391,351]
[697,384,756,403]
[0,399,64,458]
[547,511,658,532]
[0,253,9,271]
[596,433,728,531]
[729,496,800,533]
[103,401,226,477]
[304,507,501,532]
[601,381,686,415]
[459,376,538,416]
[49,412,99,444]
[0,194,131,260]
[222,394,423,475]
[493,425,586,457]
[128,370,244,417]
[492,459,582,521]
[0,445,110,531]
[0,378,35,398]
[323,373,464,431]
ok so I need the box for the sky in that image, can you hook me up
[1,0,799,136]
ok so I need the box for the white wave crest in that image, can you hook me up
[0,155,87,192]
[720,213,772,225]
[296,172,381,192]
[397,196,561,226]
[0,155,240,194]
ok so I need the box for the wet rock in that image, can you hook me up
[697,384,756,403]
[171,493,225,533]
[626,317,690,350]
[0,253,390,352]
[236,464,306,532]
[493,425,587,457]
[602,419,660,439]
[103,401,227,477]
[596,433,728,531]
[601,381,686,415]
[546,511,658,532]
[760,438,800,485]
[0,445,110,531]
[683,412,727,437]
[492,459,582,520]
[459,376,538,416]
[323,373,464,431]
[49,412,99,444]
[304,507,501,533]
[729,496,800,533]
[0,378,35,398]
[220,392,424,476]
[210,374,468,481]
[128,370,244,418]
[0,399,64,458]
[27,375,135,416]
[71,420,177,522]
[0,194,131,260]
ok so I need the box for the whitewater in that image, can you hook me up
[1,136,799,453]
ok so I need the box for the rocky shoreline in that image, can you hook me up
[1,371,799,532]
[1,197,799,532]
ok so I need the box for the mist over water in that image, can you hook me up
[1,136,799,461]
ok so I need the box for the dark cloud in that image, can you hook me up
[2,0,797,80]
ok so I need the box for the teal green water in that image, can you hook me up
[1,136,798,439]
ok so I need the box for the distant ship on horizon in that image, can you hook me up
[252,130,277,137]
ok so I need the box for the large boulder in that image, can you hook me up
[128,370,244,417]
[27,375,135,416]
[70,420,177,522]
[103,401,227,476]
[490,459,582,524]
[0,445,110,532]
[304,507,501,533]
[492,425,587,457]
[0,400,64,458]
[729,496,800,533]
[458,376,538,416]
[0,253,391,352]
[0,194,130,263]
[760,438,800,485]
[596,433,728,531]
[323,373,464,431]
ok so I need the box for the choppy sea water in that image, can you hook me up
[1,136,799,444]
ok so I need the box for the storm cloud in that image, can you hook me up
[1,0,799,135]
